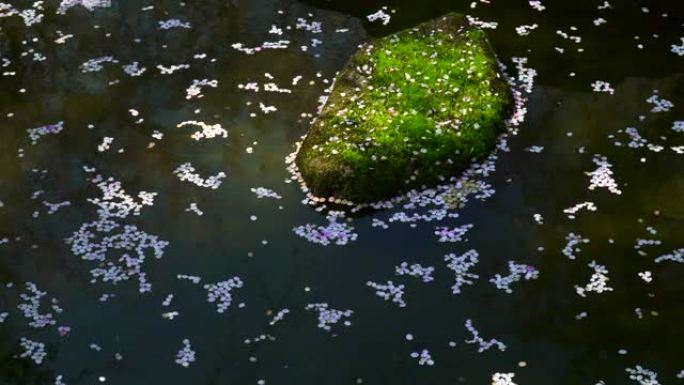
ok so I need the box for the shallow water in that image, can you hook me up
[0,0,683,384]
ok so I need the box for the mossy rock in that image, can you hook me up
[296,12,513,203]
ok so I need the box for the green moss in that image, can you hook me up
[296,13,513,202]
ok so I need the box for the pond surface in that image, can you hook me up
[0,0,683,384]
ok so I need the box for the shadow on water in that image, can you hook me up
[301,0,684,87]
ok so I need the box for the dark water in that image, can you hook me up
[0,0,683,384]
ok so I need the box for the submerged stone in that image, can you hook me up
[295,12,513,203]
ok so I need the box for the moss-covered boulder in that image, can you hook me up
[295,12,513,203]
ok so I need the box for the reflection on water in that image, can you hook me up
[0,0,683,384]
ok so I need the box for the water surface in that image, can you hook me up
[0,0,683,384]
